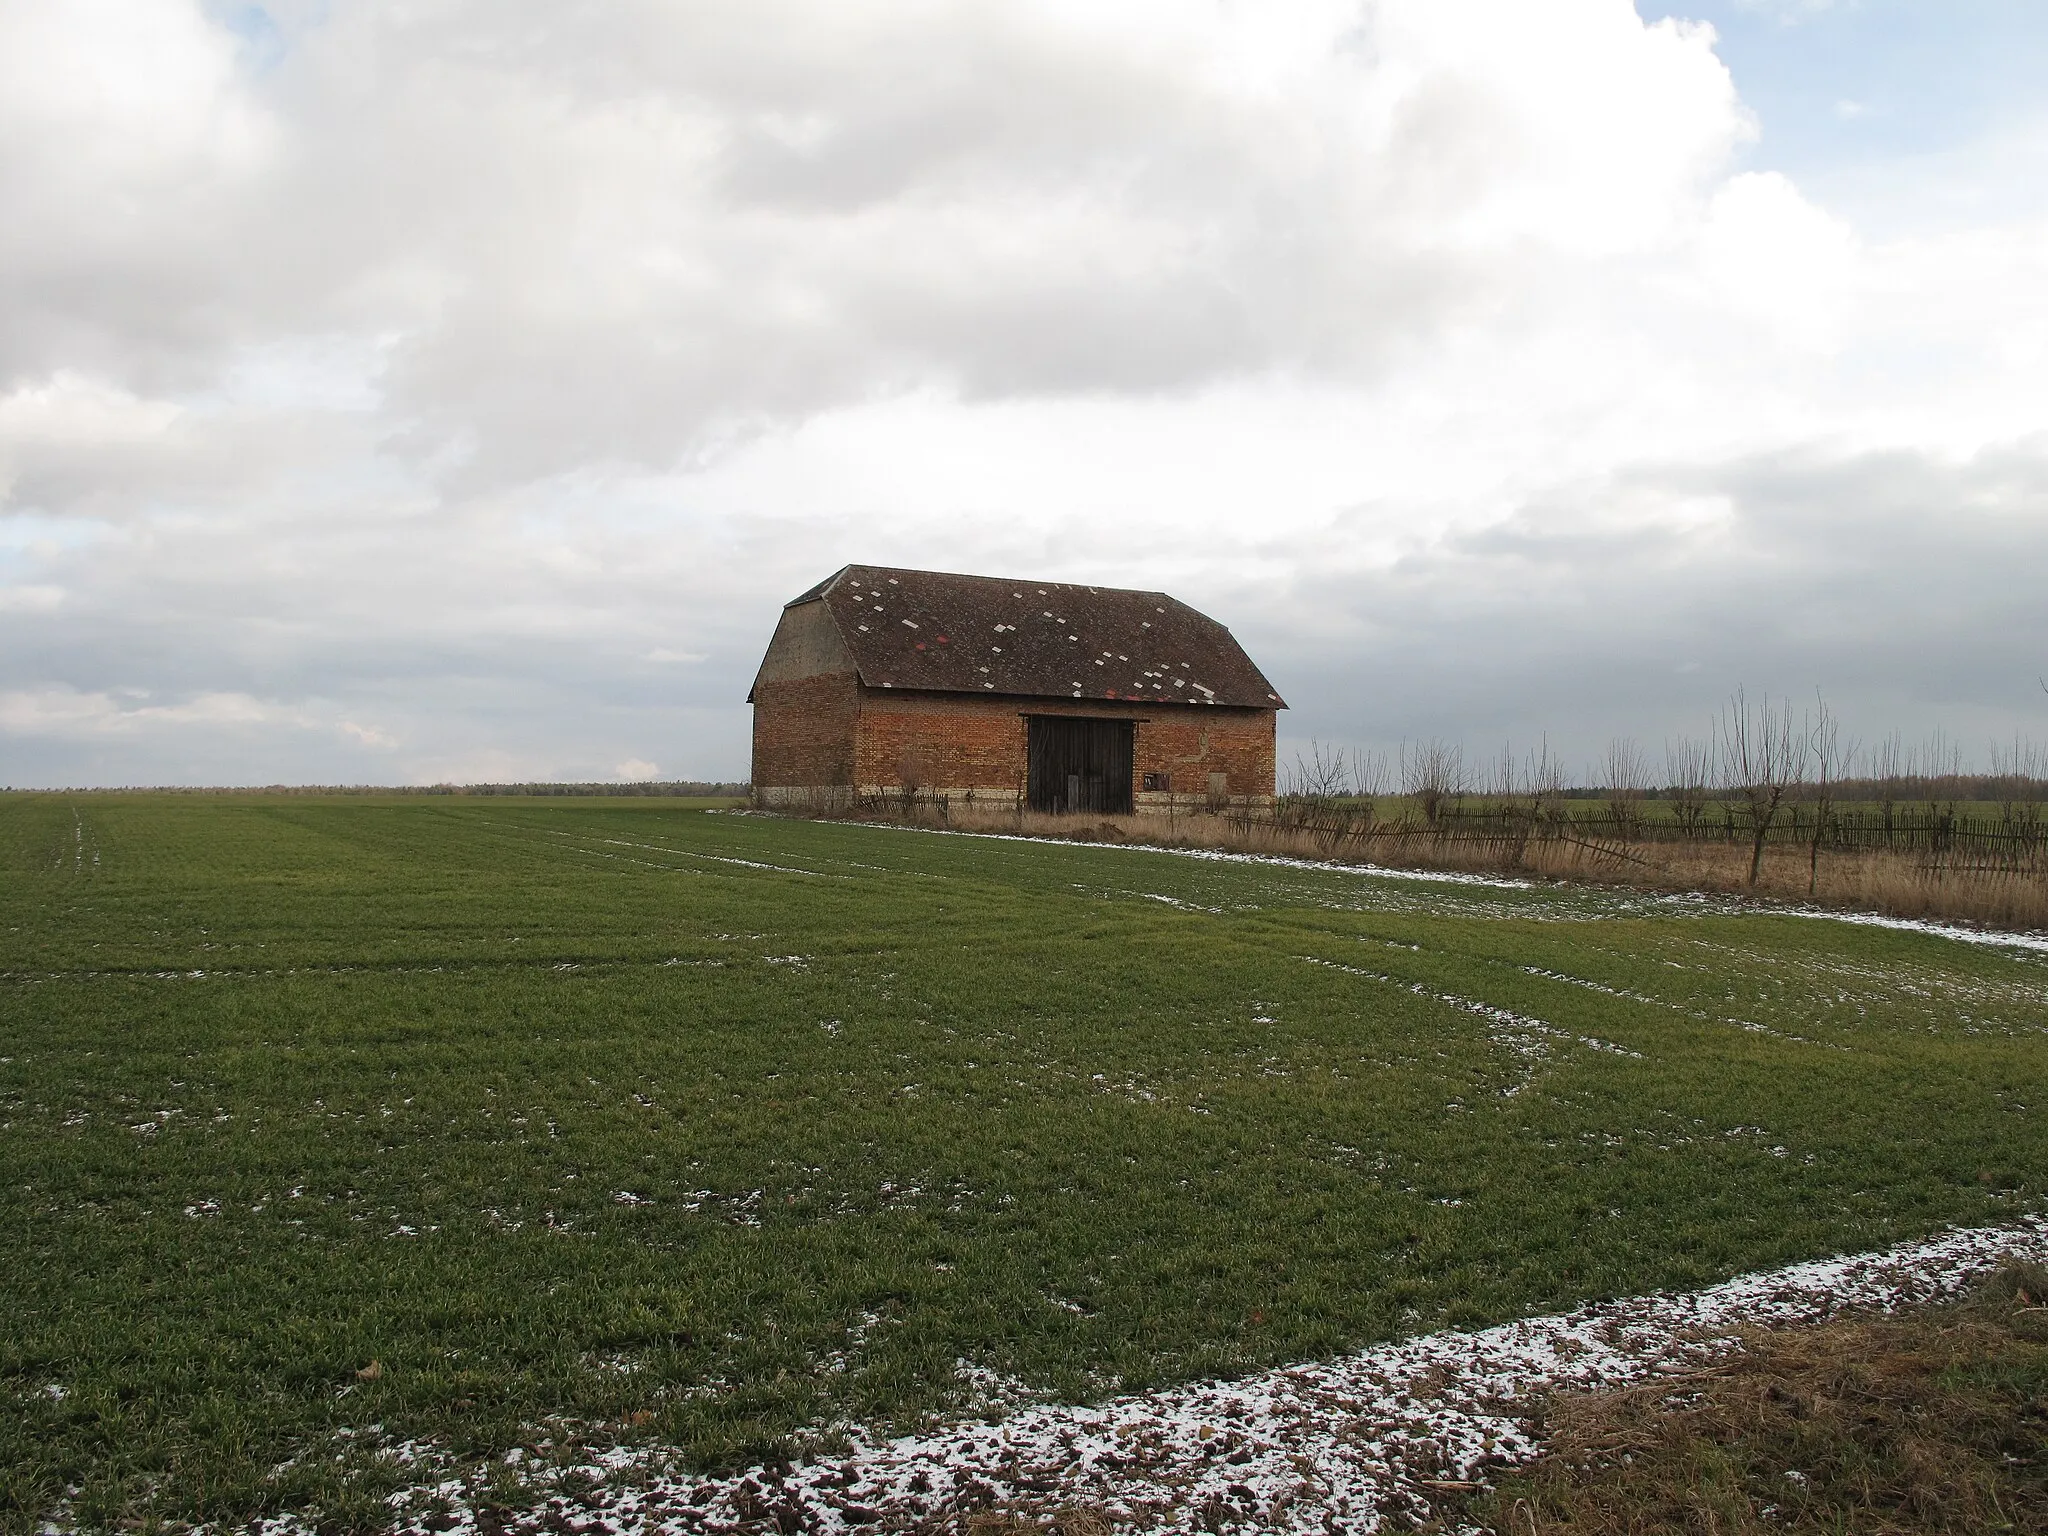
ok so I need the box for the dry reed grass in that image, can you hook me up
[1466,1261,2048,1535]
[852,804,2048,934]
[912,1268,2048,1534]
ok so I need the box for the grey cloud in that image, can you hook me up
[9,436,2047,788]
[1256,442,2048,770]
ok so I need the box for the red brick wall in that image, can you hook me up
[1131,711,1276,800]
[754,679,1277,803]
[850,689,1276,800]
[856,693,1027,794]
[751,672,860,790]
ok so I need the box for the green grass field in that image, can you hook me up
[3,796,2045,1532]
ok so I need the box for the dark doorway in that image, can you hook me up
[1027,716,1135,815]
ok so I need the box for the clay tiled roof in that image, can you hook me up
[788,565,1286,708]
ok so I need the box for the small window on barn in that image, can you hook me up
[1142,771,1169,792]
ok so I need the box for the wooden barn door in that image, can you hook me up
[1027,717,1134,815]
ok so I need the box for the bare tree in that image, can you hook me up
[1281,741,1349,802]
[1486,742,1519,801]
[1919,727,1964,804]
[1347,747,1390,837]
[1350,748,1391,802]
[1718,689,1807,886]
[1400,738,1467,825]
[1505,735,1566,868]
[1990,732,2045,836]
[1281,741,1355,849]
[1805,692,1853,896]
[1664,734,1713,837]
[1523,735,1567,803]
[1870,729,1905,844]
[1602,737,1649,840]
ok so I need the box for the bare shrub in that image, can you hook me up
[1871,729,1907,846]
[1664,734,1713,837]
[1990,733,2046,835]
[1279,741,1358,851]
[1805,692,1853,896]
[1486,742,1520,801]
[1601,737,1649,840]
[1351,747,1391,802]
[894,747,933,816]
[1504,736,1568,869]
[1718,690,1807,886]
[1401,738,1467,825]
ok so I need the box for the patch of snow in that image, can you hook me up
[1301,955,1641,1095]
[1137,891,1225,913]
[1774,905,2048,955]
[850,819,1536,891]
[233,1217,2048,1536]
[1515,963,1828,1048]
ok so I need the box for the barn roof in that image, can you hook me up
[781,565,1286,709]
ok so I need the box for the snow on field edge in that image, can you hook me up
[1779,905,2048,955]
[242,1215,2048,1536]
[831,817,2048,953]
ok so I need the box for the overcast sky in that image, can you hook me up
[4,0,2046,788]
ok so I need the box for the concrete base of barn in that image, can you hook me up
[754,785,1276,816]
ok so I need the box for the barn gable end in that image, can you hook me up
[749,599,863,795]
[749,595,857,697]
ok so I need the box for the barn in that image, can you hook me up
[748,565,1286,814]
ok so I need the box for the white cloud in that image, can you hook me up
[0,687,292,737]
[614,758,659,782]
[1691,171,1860,346]
[340,720,398,749]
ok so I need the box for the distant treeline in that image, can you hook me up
[7,782,749,798]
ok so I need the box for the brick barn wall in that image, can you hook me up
[856,691,1027,796]
[751,672,861,793]
[1131,709,1276,802]
[849,690,1276,805]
